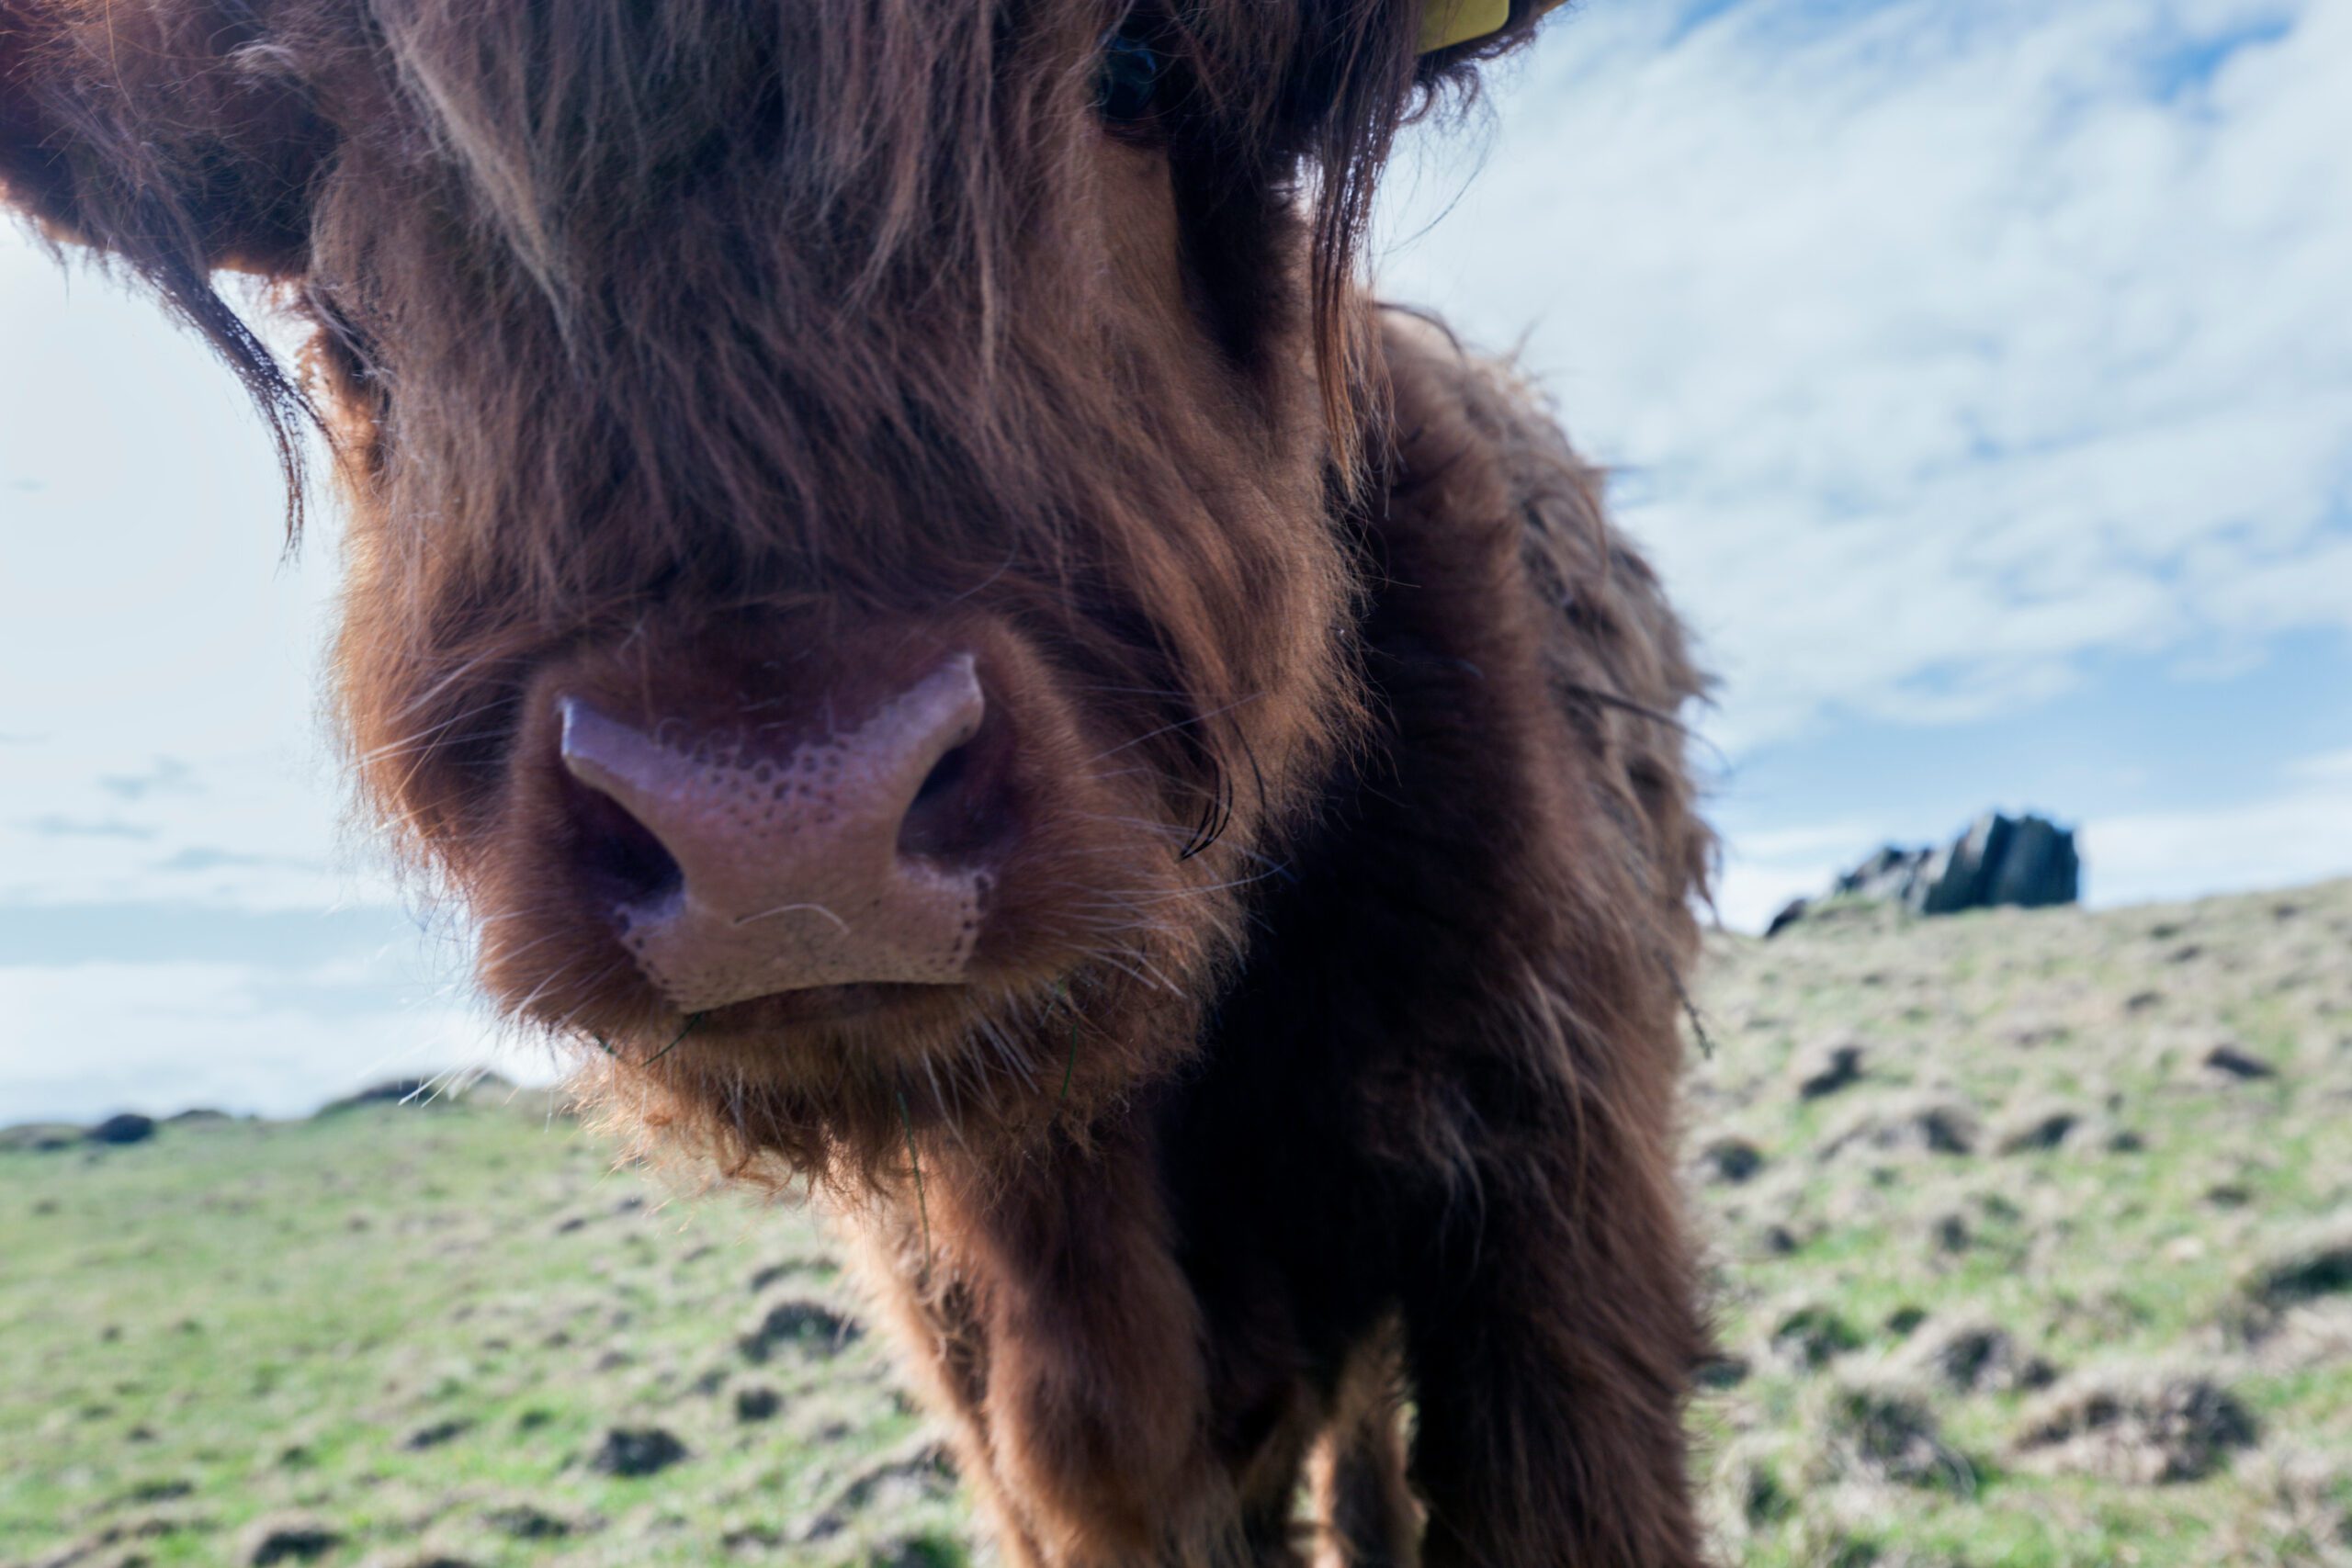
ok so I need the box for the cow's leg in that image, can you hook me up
[944,1118,1237,1564]
[842,1215,1053,1567]
[1399,1123,1708,1567]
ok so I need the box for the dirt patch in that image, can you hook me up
[740,1298,863,1363]
[2245,1227,2352,1308]
[587,1426,689,1478]
[1829,1382,1973,1491]
[2015,1371,2258,1484]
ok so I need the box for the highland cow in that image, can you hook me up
[2,0,1714,1561]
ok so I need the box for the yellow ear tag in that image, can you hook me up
[1418,0,1511,53]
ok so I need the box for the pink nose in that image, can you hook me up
[555,654,998,1011]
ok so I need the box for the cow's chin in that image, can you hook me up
[545,951,1215,1191]
[530,974,1012,1078]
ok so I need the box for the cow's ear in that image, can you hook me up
[1413,0,1566,70]
[1266,0,1560,462]
[1,0,332,277]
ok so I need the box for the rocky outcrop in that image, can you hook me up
[1769,811,2079,935]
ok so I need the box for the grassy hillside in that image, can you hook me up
[6,880,2349,1567]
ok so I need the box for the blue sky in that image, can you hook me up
[4,0,2349,1122]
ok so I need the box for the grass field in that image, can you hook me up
[6,879,2349,1566]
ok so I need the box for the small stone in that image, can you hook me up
[2205,1044,2276,1080]
[1998,1109,2080,1154]
[482,1505,577,1540]
[402,1418,471,1450]
[739,1298,862,1363]
[1795,1042,1866,1100]
[587,1426,688,1478]
[1770,1305,1862,1369]
[1832,1384,1969,1490]
[247,1521,342,1565]
[2245,1230,2352,1308]
[1701,1138,1766,1184]
[1692,1354,1748,1391]
[85,1113,156,1146]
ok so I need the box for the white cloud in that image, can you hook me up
[0,226,401,914]
[0,959,548,1124]
[1380,0,2352,754]
[2082,746,2352,907]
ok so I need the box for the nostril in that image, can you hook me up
[909,739,972,815]
[570,776,684,909]
[897,728,1012,864]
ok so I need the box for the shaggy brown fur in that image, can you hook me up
[3,0,1715,1561]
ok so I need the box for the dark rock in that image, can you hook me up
[1772,811,2080,931]
[1741,1463,1793,1526]
[1693,1355,1750,1391]
[1837,845,1938,904]
[2246,1232,2352,1307]
[587,1426,688,1478]
[740,1298,862,1363]
[402,1418,471,1450]
[1998,1109,2080,1154]
[2204,1044,2276,1081]
[1821,1099,1978,1161]
[1701,1138,1766,1184]
[870,1538,963,1568]
[85,1113,156,1145]
[1915,1104,1977,1155]
[1883,1306,1929,1337]
[483,1505,577,1540]
[1795,1042,1867,1100]
[248,1523,342,1565]
[1921,1324,2046,1393]
[1770,1305,1862,1368]
[1923,812,2078,915]
[734,1385,784,1422]
[1834,1385,1970,1490]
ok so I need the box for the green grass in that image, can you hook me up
[2,1108,960,1567]
[7,878,2350,1566]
